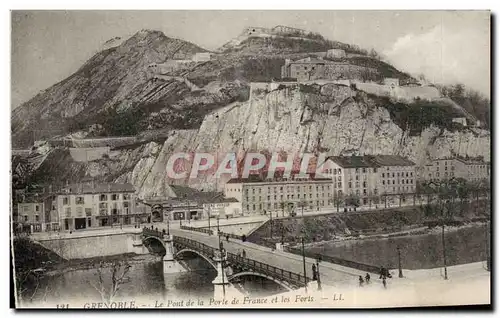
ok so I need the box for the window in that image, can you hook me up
[392,173,395,177]
[35,215,39,222]
[337,182,341,188]
[76,196,84,204]
[363,189,367,195]
[348,182,352,188]
[362,168,366,173]
[382,180,385,185]
[392,180,395,184]
[356,168,359,173]
[397,172,400,177]
[355,175,359,181]
[374,168,378,173]
[267,196,270,200]
[35,205,40,212]
[65,207,71,217]
[363,181,367,188]
[338,176,342,181]
[85,208,92,216]
[355,182,359,188]
[100,194,107,201]
[382,173,385,178]
[63,197,69,205]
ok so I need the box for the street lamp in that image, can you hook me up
[217,216,220,234]
[316,255,322,291]
[269,210,273,240]
[217,232,226,298]
[397,245,403,278]
[301,237,308,292]
[167,217,170,236]
[208,206,212,235]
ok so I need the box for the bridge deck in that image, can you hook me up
[167,227,365,287]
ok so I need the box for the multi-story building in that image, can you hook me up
[16,192,59,233]
[202,197,241,219]
[55,183,146,231]
[322,155,416,205]
[454,158,490,182]
[419,157,490,183]
[224,173,334,215]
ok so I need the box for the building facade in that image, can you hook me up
[55,183,147,231]
[418,157,490,183]
[202,197,241,219]
[16,192,59,233]
[322,155,416,206]
[224,174,334,215]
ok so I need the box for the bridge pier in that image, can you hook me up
[163,234,185,274]
[131,231,148,254]
[212,249,231,299]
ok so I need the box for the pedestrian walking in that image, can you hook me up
[226,234,229,242]
[242,249,246,258]
[312,264,318,281]
[379,266,385,279]
[365,273,371,284]
[359,276,364,287]
[382,277,387,289]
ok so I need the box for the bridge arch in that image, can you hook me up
[175,248,217,270]
[228,272,293,291]
[143,236,167,253]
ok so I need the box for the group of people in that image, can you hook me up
[358,266,392,289]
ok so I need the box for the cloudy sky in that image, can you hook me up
[11,10,490,108]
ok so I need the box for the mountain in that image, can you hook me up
[11,27,491,195]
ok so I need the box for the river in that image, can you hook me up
[22,253,284,307]
[306,224,489,270]
[21,224,488,307]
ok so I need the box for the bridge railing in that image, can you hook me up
[286,246,382,274]
[143,227,164,238]
[180,225,214,235]
[173,236,309,287]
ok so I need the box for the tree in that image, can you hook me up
[344,194,360,208]
[279,202,286,218]
[297,200,308,217]
[333,192,344,212]
[88,260,131,304]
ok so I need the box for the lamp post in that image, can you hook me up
[208,205,211,235]
[217,232,226,298]
[167,217,170,236]
[397,245,403,278]
[301,237,308,292]
[217,216,220,234]
[269,210,273,240]
[316,255,322,291]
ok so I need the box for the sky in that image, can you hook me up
[11,10,490,108]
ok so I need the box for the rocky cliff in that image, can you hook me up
[20,82,489,198]
[12,29,490,196]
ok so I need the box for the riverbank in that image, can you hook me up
[44,253,161,277]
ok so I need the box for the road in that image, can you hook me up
[167,225,365,287]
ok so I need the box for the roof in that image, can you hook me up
[202,196,240,204]
[327,156,379,168]
[455,158,489,165]
[227,172,331,184]
[368,155,415,167]
[327,155,415,168]
[170,185,224,203]
[60,183,136,195]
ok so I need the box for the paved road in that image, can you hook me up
[167,226,364,287]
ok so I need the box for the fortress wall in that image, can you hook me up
[69,147,110,162]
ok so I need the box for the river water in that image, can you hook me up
[23,224,488,307]
[24,253,283,307]
[306,224,489,270]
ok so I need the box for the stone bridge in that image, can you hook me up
[141,228,308,298]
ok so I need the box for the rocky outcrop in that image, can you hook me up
[98,83,490,195]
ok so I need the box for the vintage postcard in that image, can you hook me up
[10,10,491,309]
